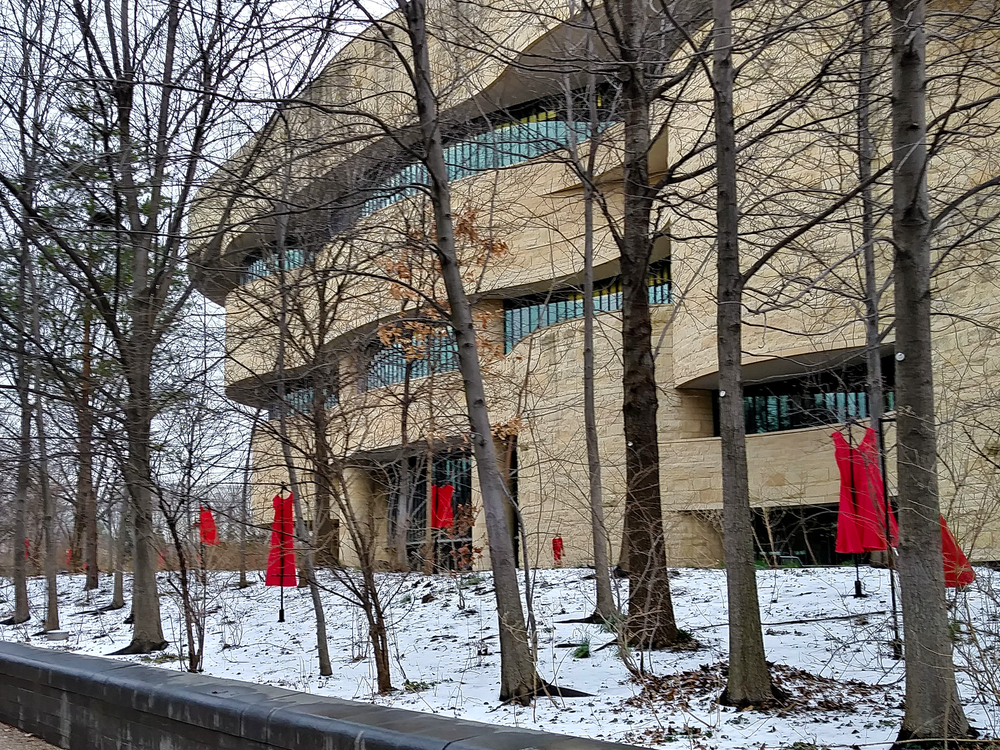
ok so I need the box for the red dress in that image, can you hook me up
[833,428,897,553]
[266,493,296,586]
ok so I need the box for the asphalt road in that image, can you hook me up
[0,725,57,749]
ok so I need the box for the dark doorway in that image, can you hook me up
[751,503,838,566]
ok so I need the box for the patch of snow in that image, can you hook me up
[2,565,996,750]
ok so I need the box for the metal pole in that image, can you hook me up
[847,423,865,598]
[279,485,286,623]
[878,415,902,658]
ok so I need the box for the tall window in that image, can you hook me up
[711,359,896,435]
[364,326,459,390]
[503,259,671,352]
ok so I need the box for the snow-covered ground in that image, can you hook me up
[2,566,998,750]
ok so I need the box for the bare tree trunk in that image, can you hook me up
[567,69,616,624]
[272,227,333,676]
[583,164,615,623]
[111,497,129,610]
[614,0,679,650]
[239,420,255,589]
[117,370,167,652]
[79,308,99,590]
[713,0,776,707]
[8,243,32,625]
[887,0,970,740]
[29,262,59,632]
[401,0,540,702]
[279,437,333,677]
[312,403,339,569]
[391,372,413,572]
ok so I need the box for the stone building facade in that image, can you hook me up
[189,0,1000,570]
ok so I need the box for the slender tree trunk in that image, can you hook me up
[111,497,129,610]
[312,407,339,568]
[887,0,970,740]
[713,0,775,706]
[401,0,540,702]
[29,265,58,632]
[618,0,678,649]
[273,232,333,676]
[239,420,255,589]
[859,0,882,443]
[79,308,99,590]
[9,246,31,625]
[391,373,413,572]
[583,166,615,623]
[360,566,393,693]
[568,69,616,624]
[279,436,333,677]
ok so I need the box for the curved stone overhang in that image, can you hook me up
[189,1,692,306]
[675,342,896,391]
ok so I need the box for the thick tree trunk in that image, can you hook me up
[887,0,971,740]
[713,0,775,707]
[402,0,540,702]
[618,0,678,649]
[118,370,167,652]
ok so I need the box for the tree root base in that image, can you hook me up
[111,639,168,655]
[0,615,30,626]
[502,681,594,705]
[558,611,620,626]
[891,724,980,750]
[718,682,790,710]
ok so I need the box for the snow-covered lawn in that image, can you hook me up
[3,566,998,750]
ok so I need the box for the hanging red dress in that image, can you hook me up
[941,515,975,588]
[198,506,220,546]
[266,493,296,586]
[432,484,455,529]
[833,431,865,554]
[855,428,899,549]
[833,429,897,553]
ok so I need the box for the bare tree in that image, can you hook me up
[888,0,971,739]
[711,0,778,706]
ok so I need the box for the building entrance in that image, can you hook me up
[384,449,473,571]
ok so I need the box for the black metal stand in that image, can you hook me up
[278,483,288,623]
[877,415,903,659]
[846,423,867,598]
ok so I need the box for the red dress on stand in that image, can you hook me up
[266,493,296,586]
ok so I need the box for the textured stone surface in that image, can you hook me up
[0,643,637,750]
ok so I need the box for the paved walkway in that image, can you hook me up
[0,725,57,749]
